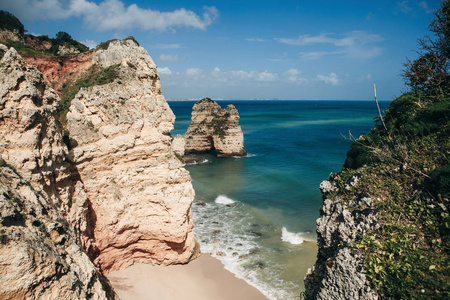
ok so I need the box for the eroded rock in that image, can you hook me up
[185,98,247,157]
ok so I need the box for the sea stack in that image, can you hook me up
[184,98,247,157]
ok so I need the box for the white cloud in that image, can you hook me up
[186,68,203,76]
[283,69,304,83]
[159,54,181,62]
[396,1,413,14]
[211,67,221,76]
[317,72,340,86]
[256,70,279,82]
[80,39,97,49]
[153,44,181,49]
[357,74,373,82]
[4,0,218,31]
[158,67,172,75]
[162,67,308,87]
[245,38,266,42]
[277,31,383,59]
[276,31,383,47]
[419,1,433,13]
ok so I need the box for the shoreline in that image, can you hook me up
[108,253,269,300]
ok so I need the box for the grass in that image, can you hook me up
[59,63,120,126]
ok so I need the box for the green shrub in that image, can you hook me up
[59,64,120,125]
[0,10,24,35]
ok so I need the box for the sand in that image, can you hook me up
[107,254,268,300]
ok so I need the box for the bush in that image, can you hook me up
[0,10,24,35]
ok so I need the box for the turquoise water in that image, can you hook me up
[168,100,390,300]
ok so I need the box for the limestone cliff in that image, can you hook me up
[303,173,379,299]
[185,98,247,157]
[1,33,199,297]
[66,39,199,272]
[0,46,114,299]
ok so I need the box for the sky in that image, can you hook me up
[0,0,442,100]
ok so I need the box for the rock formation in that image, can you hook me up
[0,46,114,299]
[184,98,247,157]
[66,39,199,272]
[303,173,379,299]
[1,32,199,297]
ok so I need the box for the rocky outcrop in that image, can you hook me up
[304,173,379,300]
[0,161,114,299]
[0,46,114,299]
[66,39,199,272]
[184,98,246,157]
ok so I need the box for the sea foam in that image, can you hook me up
[281,227,304,245]
[215,195,235,205]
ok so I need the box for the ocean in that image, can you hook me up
[168,100,390,300]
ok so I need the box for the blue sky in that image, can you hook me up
[1,0,441,100]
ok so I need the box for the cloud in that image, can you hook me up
[357,74,373,82]
[153,44,181,49]
[4,0,218,31]
[186,68,203,76]
[161,67,307,86]
[159,54,181,62]
[158,67,172,75]
[317,72,340,85]
[245,38,266,42]
[299,51,338,60]
[283,69,304,83]
[419,1,433,13]
[80,39,97,49]
[396,1,413,14]
[277,31,383,59]
[276,31,383,47]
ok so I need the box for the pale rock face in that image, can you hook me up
[57,44,81,56]
[172,134,186,157]
[0,29,23,43]
[93,39,161,95]
[0,47,94,253]
[0,48,114,299]
[185,99,247,157]
[304,173,379,299]
[67,39,199,272]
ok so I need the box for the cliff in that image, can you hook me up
[304,92,449,299]
[66,39,199,272]
[0,28,199,297]
[0,46,114,299]
[185,98,247,157]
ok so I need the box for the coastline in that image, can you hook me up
[107,253,268,300]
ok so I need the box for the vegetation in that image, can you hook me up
[59,64,120,125]
[0,11,89,56]
[96,36,140,51]
[340,2,450,298]
[0,10,24,35]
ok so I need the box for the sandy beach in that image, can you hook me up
[108,254,268,300]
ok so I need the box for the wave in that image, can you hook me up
[186,159,209,165]
[281,227,305,245]
[215,195,235,205]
